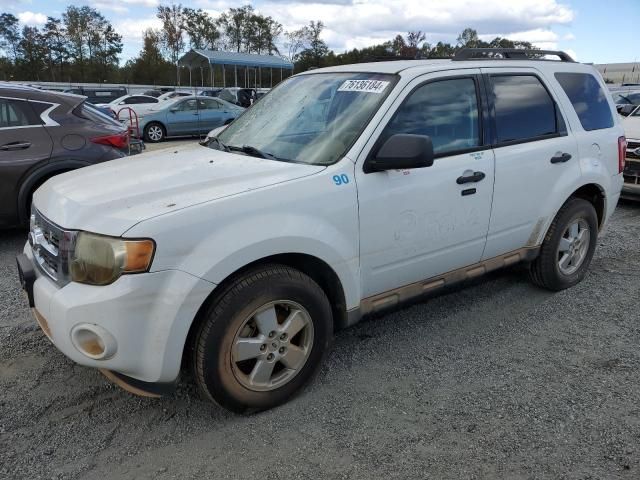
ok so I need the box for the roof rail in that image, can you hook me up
[453,48,575,62]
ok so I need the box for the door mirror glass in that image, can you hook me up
[365,134,434,173]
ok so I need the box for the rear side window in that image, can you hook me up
[555,72,614,131]
[490,75,558,143]
[0,99,40,127]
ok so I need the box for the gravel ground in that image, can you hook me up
[1,202,639,480]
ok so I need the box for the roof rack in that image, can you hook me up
[453,48,575,62]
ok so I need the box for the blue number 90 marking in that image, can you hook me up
[333,174,350,186]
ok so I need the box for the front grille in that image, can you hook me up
[624,159,640,175]
[627,141,640,161]
[29,209,73,286]
[624,174,640,185]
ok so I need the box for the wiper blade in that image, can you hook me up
[228,144,277,160]
[204,136,229,152]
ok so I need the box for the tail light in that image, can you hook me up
[91,131,129,149]
[618,136,626,174]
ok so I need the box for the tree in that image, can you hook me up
[182,8,219,50]
[285,28,306,62]
[17,26,46,80]
[123,28,174,85]
[457,27,480,48]
[248,14,282,54]
[296,20,328,69]
[157,3,185,82]
[217,5,253,53]
[429,41,457,58]
[0,13,21,62]
[43,17,68,81]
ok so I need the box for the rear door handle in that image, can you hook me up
[550,152,572,164]
[0,142,31,151]
[456,171,486,184]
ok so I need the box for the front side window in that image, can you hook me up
[216,72,396,165]
[555,72,614,131]
[490,75,558,143]
[0,99,40,128]
[380,77,480,156]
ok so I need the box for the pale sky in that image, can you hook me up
[2,0,637,64]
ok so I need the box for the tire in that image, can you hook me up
[144,122,165,142]
[529,198,598,291]
[193,264,333,413]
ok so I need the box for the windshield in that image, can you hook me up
[216,72,397,165]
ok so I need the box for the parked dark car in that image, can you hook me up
[143,89,163,98]
[218,88,258,108]
[62,86,128,104]
[198,88,223,97]
[0,84,129,228]
[612,90,640,116]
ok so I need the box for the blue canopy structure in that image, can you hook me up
[178,49,293,88]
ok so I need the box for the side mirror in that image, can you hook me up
[365,134,434,173]
[169,106,179,112]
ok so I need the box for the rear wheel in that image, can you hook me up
[529,198,598,291]
[144,122,165,142]
[192,264,332,413]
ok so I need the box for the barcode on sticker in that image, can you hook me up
[337,80,390,94]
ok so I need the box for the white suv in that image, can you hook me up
[17,49,626,413]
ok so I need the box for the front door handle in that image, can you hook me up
[0,141,31,151]
[456,171,486,184]
[550,152,572,164]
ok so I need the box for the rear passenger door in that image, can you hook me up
[481,68,580,259]
[0,97,53,225]
[197,98,228,132]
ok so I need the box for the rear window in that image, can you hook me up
[74,102,121,126]
[555,72,614,131]
[490,75,559,143]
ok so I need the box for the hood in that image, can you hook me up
[623,115,640,140]
[34,143,325,236]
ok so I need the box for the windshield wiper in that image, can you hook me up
[203,136,230,152]
[227,144,278,160]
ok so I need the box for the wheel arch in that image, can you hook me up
[182,252,349,371]
[567,183,606,229]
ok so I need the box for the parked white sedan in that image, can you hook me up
[96,94,161,117]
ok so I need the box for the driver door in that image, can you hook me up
[356,70,495,297]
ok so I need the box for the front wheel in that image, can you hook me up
[529,198,598,291]
[192,264,333,413]
[144,122,165,142]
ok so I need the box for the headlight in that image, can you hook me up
[69,232,155,286]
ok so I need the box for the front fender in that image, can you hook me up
[126,164,362,310]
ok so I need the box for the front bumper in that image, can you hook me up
[622,157,640,197]
[19,242,215,385]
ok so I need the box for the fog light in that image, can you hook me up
[70,324,117,360]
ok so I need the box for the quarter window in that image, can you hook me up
[490,75,558,143]
[382,77,480,156]
[555,72,615,131]
[0,99,40,128]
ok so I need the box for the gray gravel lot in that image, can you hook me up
[1,202,639,480]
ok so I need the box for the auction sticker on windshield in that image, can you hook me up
[337,80,390,94]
